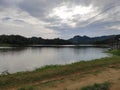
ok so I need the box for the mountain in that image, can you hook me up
[68,35,91,44]
[69,35,117,44]
[0,34,119,45]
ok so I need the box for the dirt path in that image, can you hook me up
[35,67,120,90]
[8,64,120,90]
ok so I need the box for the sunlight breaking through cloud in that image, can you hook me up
[0,0,120,39]
[48,4,100,28]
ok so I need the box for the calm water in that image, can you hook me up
[0,46,111,74]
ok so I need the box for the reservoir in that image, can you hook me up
[0,45,111,74]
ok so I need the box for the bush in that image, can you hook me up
[18,85,37,90]
[109,50,120,56]
[81,82,111,90]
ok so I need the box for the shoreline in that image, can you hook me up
[0,54,119,90]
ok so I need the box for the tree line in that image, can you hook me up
[0,34,119,45]
[0,35,72,45]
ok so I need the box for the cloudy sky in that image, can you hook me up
[0,0,120,39]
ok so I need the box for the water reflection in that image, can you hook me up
[0,46,110,74]
[0,47,27,54]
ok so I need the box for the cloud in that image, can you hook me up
[0,2,61,38]
[0,0,22,8]
[0,22,60,39]
[0,0,120,38]
[107,24,120,30]
[18,0,61,18]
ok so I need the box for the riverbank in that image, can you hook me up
[0,53,119,90]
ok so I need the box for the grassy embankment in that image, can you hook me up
[0,50,120,90]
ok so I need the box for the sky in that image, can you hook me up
[0,0,120,39]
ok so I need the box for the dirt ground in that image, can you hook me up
[36,67,120,90]
[9,65,120,90]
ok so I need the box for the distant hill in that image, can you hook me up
[0,35,72,45]
[68,35,117,44]
[68,35,91,44]
[0,34,120,45]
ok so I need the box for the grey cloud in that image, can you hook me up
[13,19,27,24]
[18,0,61,18]
[18,0,120,28]
[0,0,120,38]
[2,17,11,21]
[0,0,22,7]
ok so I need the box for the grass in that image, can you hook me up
[81,82,111,90]
[18,85,37,90]
[108,49,120,56]
[92,70,101,76]
[0,50,120,89]
[0,44,12,47]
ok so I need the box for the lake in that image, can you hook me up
[0,45,111,74]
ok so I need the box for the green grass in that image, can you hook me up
[18,85,37,90]
[81,82,111,90]
[108,49,120,56]
[92,70,101,76]
[0,56,120,89]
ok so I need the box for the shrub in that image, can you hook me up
[81,82,111,90]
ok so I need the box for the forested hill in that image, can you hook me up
[0,35,72,45]
[68,35,117,44]
[0,34,119,45]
